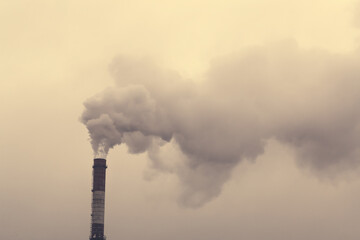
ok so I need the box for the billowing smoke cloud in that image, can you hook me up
[81,41,360,207]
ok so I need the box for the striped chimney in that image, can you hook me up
[90,158,107,240]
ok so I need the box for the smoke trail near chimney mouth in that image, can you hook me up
[81,41,360,207]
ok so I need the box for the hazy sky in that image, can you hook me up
[1,1,360,239]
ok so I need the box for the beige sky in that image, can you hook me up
[1,1,360,239]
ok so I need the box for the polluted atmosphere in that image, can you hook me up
[2,1,360,240]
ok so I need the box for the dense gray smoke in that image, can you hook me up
[81,42,360,207]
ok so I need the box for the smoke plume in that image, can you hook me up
[81,41,360,207]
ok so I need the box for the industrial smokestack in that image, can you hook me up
[90,158,107,240]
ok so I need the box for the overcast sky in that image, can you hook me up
[1,1,360,239]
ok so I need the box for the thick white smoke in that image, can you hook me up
[81,41,360,207]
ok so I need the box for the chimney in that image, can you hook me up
[90,158,107,240]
